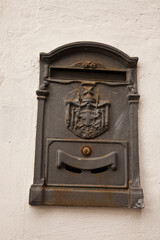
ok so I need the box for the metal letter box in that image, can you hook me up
[29,42,144,208]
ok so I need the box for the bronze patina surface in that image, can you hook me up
[29,42,144,208]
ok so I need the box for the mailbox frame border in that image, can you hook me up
[29,42,144,208]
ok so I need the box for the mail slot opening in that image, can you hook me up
[50,67,126,82]
[65,165,82,174]
[91,166,108,174]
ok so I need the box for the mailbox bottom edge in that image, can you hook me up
[29,185,144,208]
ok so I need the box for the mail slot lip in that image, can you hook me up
[47,67,133,86]
[57,150,117,170]
[50,66,127,72]
[45,138,128,189]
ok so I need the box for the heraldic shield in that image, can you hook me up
[65,83,110,139]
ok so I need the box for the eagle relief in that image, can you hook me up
[65,83,110,139]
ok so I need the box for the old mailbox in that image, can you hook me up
[29,42,144,208]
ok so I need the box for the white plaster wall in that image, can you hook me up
[0,0,160,239]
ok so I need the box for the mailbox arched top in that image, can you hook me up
[40,41,138,68]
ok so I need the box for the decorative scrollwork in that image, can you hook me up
[72,61,106,69]
[127,86,140,103]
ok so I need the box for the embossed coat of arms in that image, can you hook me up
[65,83,110,139]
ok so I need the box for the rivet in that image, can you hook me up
[81,146,92,156]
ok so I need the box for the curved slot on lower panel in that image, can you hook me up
[65,165,82,174]
[57,150,117,172]
[91,166,108,174]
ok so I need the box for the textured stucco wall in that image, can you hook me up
[0,0,160,239]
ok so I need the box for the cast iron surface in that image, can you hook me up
[29,42,144,208]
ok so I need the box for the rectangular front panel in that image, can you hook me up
[44,83,130,141]
[46,139,128,188]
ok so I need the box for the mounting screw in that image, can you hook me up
[81,146,92,156]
